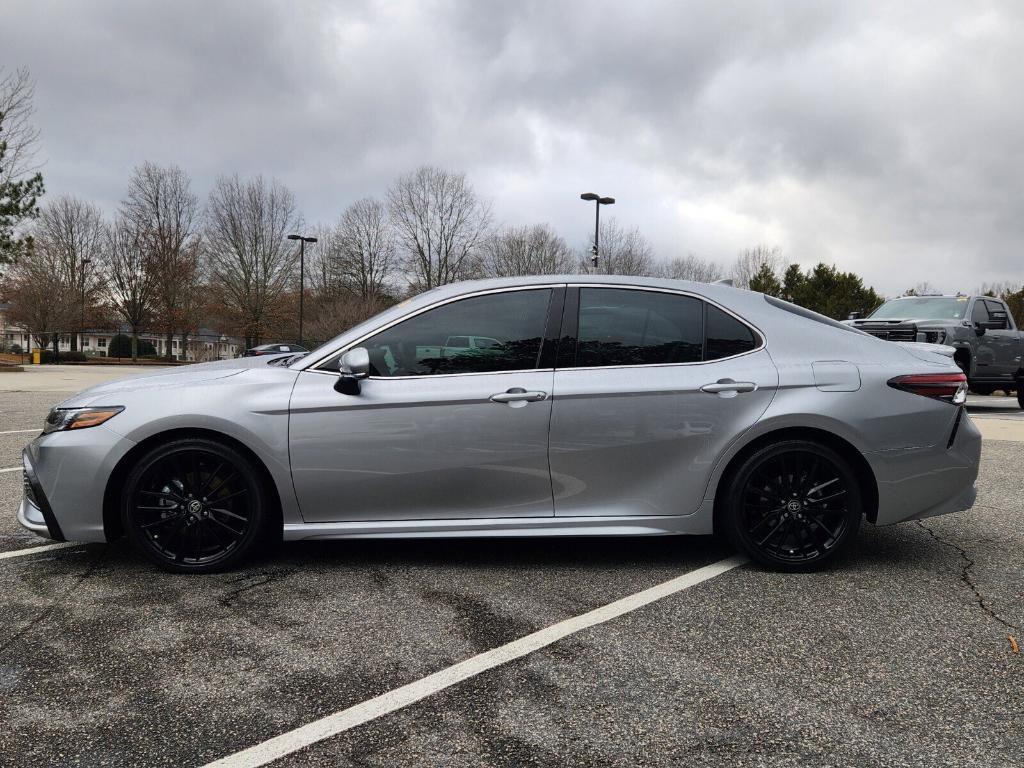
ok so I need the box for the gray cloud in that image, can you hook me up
[4,0,1024,294]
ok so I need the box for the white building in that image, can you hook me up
[0,304,241,361]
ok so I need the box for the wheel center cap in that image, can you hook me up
[188,500,204,515]
[786,500,802,514]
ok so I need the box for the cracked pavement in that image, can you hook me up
[0,388,1021,767]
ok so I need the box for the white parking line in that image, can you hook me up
[203,554,747,768]
[0,542,82,560]
[0,428,38,435]
[0,467,20,474]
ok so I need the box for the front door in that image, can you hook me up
[548,286,778,517]
[289,287,560,522]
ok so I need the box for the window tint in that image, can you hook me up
[971,300,990,324]
[576,288,703,367]
[354,289,552,377]
[705,304,758,359]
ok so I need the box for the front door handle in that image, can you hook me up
[490,388,548,404]
[701,379,757,395]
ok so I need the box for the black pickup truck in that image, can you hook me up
[846,294,1024,408]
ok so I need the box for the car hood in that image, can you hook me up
[849,317,957,326]
[57,356,278,407]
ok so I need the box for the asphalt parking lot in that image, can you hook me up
[0,368,1021,767]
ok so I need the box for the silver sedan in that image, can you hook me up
[17,276,981,572]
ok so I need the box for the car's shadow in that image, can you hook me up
[83,519,932,576]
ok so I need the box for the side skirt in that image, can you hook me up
[283,514,705,541]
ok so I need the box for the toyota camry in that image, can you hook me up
[17,276,981,573]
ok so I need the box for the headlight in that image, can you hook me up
[915,329,946,344]
[43,406,124,434]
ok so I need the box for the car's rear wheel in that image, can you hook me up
[122,438,267,573]
[723,440,862,571]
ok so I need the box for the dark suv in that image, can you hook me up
[847,295,1023,407]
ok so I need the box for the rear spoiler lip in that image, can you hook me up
[894,341,956,359]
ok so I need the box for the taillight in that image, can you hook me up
[887,373,967,405]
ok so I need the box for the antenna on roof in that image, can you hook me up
[712,278,734,287]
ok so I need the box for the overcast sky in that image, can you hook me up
[4,0,1023,295]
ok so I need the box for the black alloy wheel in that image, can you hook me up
[122,438,267,573]
[725,440,862,571]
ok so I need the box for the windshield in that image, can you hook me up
[868,297,968,320]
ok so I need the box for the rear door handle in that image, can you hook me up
[490,388,548,403]
[701,379,757,395]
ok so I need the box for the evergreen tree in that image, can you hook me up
[748,262,783,297]
[0,109,45,265]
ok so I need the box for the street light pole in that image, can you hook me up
[579,193,615,272]
[80,257,92,353]
[287,234,318,347]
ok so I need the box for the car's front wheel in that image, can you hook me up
[723,440,862,571]
[122,438,268,573]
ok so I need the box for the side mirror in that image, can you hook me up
[847,311,862,320]
[334,347,370,395]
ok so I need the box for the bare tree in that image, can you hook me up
[4,240,76,353]
[731,245,783,290]
[334,197,396,299]
[35,195,106,349]
[589,218,655,276]
[105,216,156,358]
[482,223,575,277]
[306,223,342,301]
[303,293,393,349]
[0,68,45,269]
[121,163,201,359]
[0,68,42,186]
[655,253,725,283]
[903,281,939,297]
[204,174,300,348]
[388,166,492,290]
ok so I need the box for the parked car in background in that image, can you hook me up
[19,276,980,574]
[241,343,308,357]
[846,295,1024,407]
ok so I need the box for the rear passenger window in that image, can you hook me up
[705,304,759,360]
[576,288,703,366]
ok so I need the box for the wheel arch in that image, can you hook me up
[711,426,880,535]
[102,427,284,542]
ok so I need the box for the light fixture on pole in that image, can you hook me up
[287,234,318,347]
[580,193,615,271]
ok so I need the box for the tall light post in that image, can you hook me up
[580,193,615,272]
[80,257,92,353]
[287,234,318,347]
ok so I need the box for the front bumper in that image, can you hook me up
[867,408,982,525]
[17,426,137,543]
[19,450,64,540]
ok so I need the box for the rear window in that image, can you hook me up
[705,305,758,360]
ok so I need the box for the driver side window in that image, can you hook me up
[347,289,553,377]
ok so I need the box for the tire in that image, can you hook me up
[1018,385,1024,410]
[122,438,268,573]
[723,440,862,572]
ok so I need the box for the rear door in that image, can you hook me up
[548,286,778,518]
